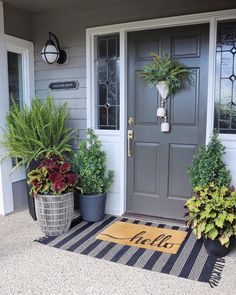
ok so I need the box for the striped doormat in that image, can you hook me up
[35,215,225,288]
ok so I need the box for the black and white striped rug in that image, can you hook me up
[35,215,225,287]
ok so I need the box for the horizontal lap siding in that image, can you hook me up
[32,0,236,142]
[34,23,87,143]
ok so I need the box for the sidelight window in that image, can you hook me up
[7,51,23,109]
[95,34,120,130]
[214,20,236,134]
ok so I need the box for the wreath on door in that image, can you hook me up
[140,53,192,132]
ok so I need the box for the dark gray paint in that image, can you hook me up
[3,3,32,41]
[3,0,236,15]
[127,24,209,220]
[12,180,28,210]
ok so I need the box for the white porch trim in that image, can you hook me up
[0,1,12,215]
[87,9,236,216]
[0,1,35,215]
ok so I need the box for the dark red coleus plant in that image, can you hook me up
[27,157,78,197]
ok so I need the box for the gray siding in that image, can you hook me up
[32,0,236,141]
[4,3,32,41]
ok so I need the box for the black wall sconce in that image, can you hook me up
[41,32,67,64]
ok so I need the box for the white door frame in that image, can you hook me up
[86,9,236,216]
[0,1,35,215]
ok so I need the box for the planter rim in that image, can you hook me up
[36,191,74,198]
[156,80,168,84]
[80,193,106,197]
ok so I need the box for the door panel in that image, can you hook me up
[134,142,160,195]
[168,144,196,199]
[171,68,199,126]
[127,24,209,220]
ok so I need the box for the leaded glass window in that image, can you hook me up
[95,34,120,130]
[214,20,236,134]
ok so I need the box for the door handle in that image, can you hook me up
[128,130,134,157]
[128,117,135,127]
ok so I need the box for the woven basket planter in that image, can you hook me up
[35,192,74,236]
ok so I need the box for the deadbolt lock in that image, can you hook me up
[128,117,135,127]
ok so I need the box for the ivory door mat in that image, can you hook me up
[96,221,188,254]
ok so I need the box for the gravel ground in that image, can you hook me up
[0,208,236,295]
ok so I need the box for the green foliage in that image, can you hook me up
[185,183,236,247]
[188,131,231,187]
[27,157,77,196]
[72,129,115,195]
[1,96,76,171]
[139,53,191,94]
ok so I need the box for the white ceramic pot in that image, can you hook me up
[156,107,166,117]
[161,121,170,132]
[156,81,169,99]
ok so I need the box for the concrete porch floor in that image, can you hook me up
[0,209,236,295]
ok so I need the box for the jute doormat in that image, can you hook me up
[35,216,225,288]
[96,221,188,254]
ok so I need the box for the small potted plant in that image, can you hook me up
[185,184,236,257]
[27,157,77,236]
[188,131,231,188]
[72,129,115,222]
[139,53,191,96]
[186,131,234,256]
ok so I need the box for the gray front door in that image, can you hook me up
[127,24,209,220]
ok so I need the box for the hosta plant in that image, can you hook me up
[185,183,236,247]
[139,53,192,94]
[72,129,114,195]
[27,157,77,196]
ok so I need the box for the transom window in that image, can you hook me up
[214,20,236,134]
[95,34,120,130]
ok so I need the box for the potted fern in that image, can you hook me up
[1,96,77,219]
[1,96,76,169]
[186,131,234,256]
[140,53,191,96]
[72,129,115,222]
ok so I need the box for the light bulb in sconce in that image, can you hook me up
[161,116,169,132]
[157,107,166,117]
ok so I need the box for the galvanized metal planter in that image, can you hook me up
[35,192,74,236]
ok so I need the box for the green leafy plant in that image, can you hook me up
[139,53,192,94]
[188,131,231,187]
[1,96,76,170]
[27,157,77,196]
[185,183,236,247]
[72,129,115,195]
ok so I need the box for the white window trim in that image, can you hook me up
[6,35,35,184]
[87,9,236,216]
[6,35,35,108]
[0,1,35,215]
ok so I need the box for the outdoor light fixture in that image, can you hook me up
[41,32,67,64]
